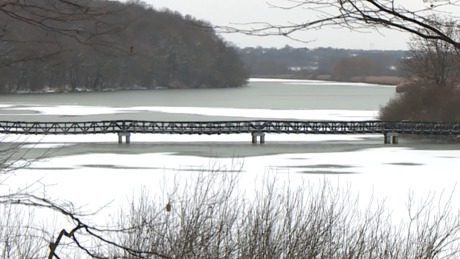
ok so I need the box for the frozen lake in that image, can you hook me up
[1,78,460,231]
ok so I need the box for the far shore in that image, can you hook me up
[254,74,405,86]
[4,76,403,96]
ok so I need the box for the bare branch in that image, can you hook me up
[222,0,460,49]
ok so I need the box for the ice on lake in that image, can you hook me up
[0,79,459,238]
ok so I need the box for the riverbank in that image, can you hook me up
[254,74,404,86]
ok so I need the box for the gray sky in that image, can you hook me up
[135,0,458,50]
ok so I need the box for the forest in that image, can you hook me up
[0,0,412,94]
[0,1,249,93]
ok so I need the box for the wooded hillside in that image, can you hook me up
[0,1,248,93]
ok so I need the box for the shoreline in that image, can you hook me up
[253,75,404,86]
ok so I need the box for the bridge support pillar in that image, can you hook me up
[384,132,399,144]
[251,132,265,144]
[392,133,399,144]
[260,133,265,144]
[252,133,257,144]
[384,133,390,144]
[118,132,131,144]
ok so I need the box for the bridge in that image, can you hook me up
[0,120,459,144]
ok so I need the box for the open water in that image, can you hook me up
[0,78,394,121]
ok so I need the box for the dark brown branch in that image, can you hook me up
[222,0,460,49]
[1,193,171,258]
[48,225,83,259]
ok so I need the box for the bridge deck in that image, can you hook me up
[0,120,459,135]
[0,120,459,144]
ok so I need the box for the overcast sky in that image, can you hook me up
[135,0,458,50]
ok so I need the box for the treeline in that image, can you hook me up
[239,46,407,83]
[0,1,248,93]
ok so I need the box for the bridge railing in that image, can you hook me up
[0,120,459,139]
[382,121,460,135]
[0,121,122,135]
[123,121,257,134]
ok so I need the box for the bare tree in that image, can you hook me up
[401,17,460,87]
[220,0,460,49]
[0,140,170,258]
[1,142,460,257]
[107,171,460,258]
[0,1,248,92]
[0,0,126,66]
[0,204,48,258]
